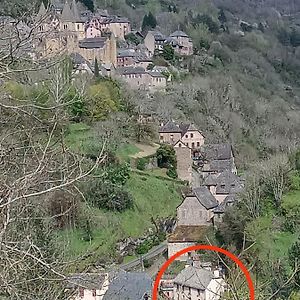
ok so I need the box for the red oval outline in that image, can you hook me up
[152,244,255,300]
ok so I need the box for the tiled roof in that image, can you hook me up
[103,272,152,300]
[117,49,136,58]
[174,266,213,290]
[208,159,234,173]
[193,186,219,209]
[204,174,218,186]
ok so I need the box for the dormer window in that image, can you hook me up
[221,184,225,189]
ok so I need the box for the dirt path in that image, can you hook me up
[130,143,160,158]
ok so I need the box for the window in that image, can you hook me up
[192,142,195,148]
[77,24,80,30]
[160,135,163,140]
[185,135,188,138]
[186,143,189,147]
[92,289,96,297]
[190,133,194,138]
[221,184,225,189]
[178,143,182,147]
[231,184,235,188]
[170,134,174,141]
[197,142,200,147]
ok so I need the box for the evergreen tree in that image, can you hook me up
[94,58,100,78]
[162,44,175,61]
[79,0,94,12]
[142,12,157,32]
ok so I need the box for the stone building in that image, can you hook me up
[35,0,117,67]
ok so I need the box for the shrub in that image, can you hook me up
[166,166,178,179]
[137,157,148,171]
[156,144,177,169]
[85,180,133,212]
[105,163,130,186]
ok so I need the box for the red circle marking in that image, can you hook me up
[152,244,255,300]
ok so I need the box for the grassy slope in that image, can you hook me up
[246,190,300,266]
[58,172,183,270]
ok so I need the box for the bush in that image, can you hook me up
[166,166,178,179]
[105,163,130,186]
[85,180,133,212]
[156,144,177,169]
[137,157,148,171]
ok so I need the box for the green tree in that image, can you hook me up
[79,0,94,12]
[288,238,300,285]
[94,58,100,78]
[141,12,157,32]
[156,144,177,177]
[162,44,175,61]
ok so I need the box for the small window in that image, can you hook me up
[221,184,226,189]
[178,143,182,147]
[92,289,96,297]
[231,184,235,188]
[77,24,80,30]
[160,135,163,140]
[185,135,188,138]
[192,142,195,148]
[197,142,200,147]
[186,143,189,147]
[191,133,194,138]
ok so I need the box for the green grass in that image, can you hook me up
[116,143,141,162]
[282,190,300,211]
[57,172,183,269]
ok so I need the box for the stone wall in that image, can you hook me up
[175,147,192,183]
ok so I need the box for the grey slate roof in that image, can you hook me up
[179,123,199,135]
[204,174,218,186]
[215,170,243,195]
[148,71,165,78]
[209,159,234,173]
[202,144,233,160]
[159,120,182,133]
[118,66,146,75]
[79,37,107,49]
[193,186,218,209]
[174,266,213,290]
[117,49,136,58]
[103,272,152,300]
[213,195,236,213]
[170,30,189,38]
[67,273,106,290]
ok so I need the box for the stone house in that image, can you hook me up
[116,66,166,91]
[195,144,237,175]
[159,121,205,149]
[67,271,151,300]
[35,1,118,67]
[204,170,243,204]
[177,187,218,227]
[85,14,130,40]
[168,30,193,56]
[117,49,152,68]
[144,31,166,56]
[173,265,225,300]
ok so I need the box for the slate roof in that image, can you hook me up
[174,266,213,290]
[159,120,182,133]
[215,170,243,195]
[208,159,234,173]
[213,195,236,213]
[193,186,218,209]
[149,31,166,41]
[202,144,233,160]
[179,123,199,135]
[118,66,146,75]
[79,37,107,49]
[148,71,165,78]
[117,49,136,58]
[103,272,152,300]
[204,174,218,186]
[67,273,107,290]
[61,1,74,22]
[170,30,189,38]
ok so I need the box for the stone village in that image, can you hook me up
[2,1,246,299]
